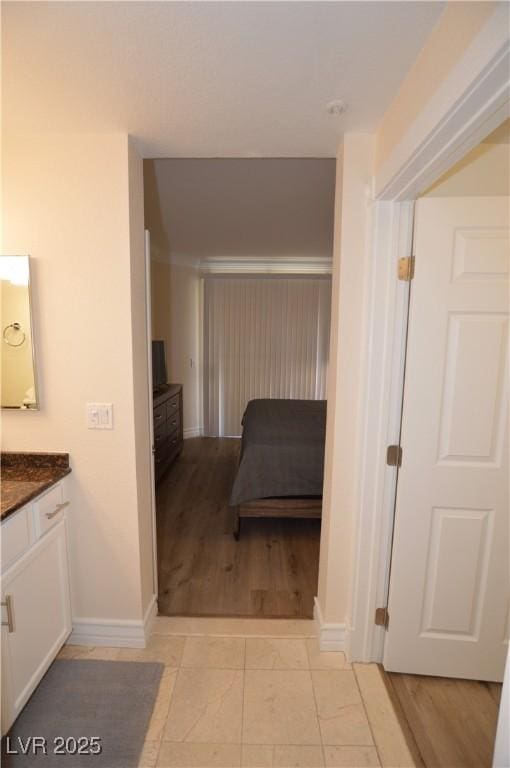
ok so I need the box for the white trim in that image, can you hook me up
[493,648,510,768]
[143,593,158,640]
[183,426,204,439]
[68,594,158,648]
[145,229,158,599]
[199,256,332,276]
[68,619,146,648]
[376,7,510,200]
[198,277,205,437]
[313,598,349,653]
[150,252,332,276]
[349,201,413,663]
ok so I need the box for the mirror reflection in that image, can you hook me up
[1,256,38,409]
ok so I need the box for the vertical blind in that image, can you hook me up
[204,276,332,437]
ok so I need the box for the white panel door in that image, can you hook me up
[384,196,509,681]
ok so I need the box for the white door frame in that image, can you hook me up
[144,229,158,597]
[349,12,510,662]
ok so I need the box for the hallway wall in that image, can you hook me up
[1,132,153,627]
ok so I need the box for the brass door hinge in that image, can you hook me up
[398,256,415,281]
[1,595,15,633]
[375,607,389,629]
[386,445,402,467]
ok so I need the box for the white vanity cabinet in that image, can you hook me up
[1,480,72,734]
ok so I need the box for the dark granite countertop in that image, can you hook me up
[1,453,71,522]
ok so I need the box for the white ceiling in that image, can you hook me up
[145,158,336,259]
[3,1,446,158]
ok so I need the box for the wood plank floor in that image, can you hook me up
[384,670,502,768]
[156,437,321,618]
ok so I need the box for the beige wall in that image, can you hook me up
[166,262,201,435]
[1,280,36,407]
[150,259,201,435]
[151,259,172,343]
[375,2,496,174]
[318,134,374,626]
[1,132,152,624]
[424,140,510,197]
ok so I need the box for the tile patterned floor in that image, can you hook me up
[60,622,414,768]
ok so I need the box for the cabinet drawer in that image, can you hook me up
[154,416,167,441]
[167,407,181,436]
[167,426,181,451]
[154,428,167,451]
[33,483,68,538]
[154,402,166,427]
[154,447,166,469]
[166,394,180,419]
[156,430,181,461]
[1,507,32,573]
[154,442,170,473]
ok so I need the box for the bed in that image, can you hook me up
[229,398,326,539]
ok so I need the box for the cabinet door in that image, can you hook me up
[1,520,71,733]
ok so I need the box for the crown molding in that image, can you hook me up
[375,5,510,200]
[150,251,333,275]
[199,256,332,276]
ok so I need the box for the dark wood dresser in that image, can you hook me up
[153,383,183,483]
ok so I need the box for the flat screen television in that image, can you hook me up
[152,340,168,391]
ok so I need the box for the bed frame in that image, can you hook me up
[233,497,322,540]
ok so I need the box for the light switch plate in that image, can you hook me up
[86,403,113,429]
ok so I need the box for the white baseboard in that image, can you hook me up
[67,620,146,648]
[184,426,204,439]
[68,594,158,649]
[314,597,349,652]
[143,594,158,639]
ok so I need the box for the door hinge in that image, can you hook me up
[386,444,402,467]
[398,256,415,282]
[375,607,389,629]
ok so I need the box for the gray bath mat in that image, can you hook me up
[1,659,163,767]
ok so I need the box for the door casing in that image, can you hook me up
[144,229,158,598]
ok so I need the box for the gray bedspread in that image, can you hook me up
[229,399,327,506]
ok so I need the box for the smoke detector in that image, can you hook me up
[326,100,347,117]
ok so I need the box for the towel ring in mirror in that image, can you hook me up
[3,322,26,347]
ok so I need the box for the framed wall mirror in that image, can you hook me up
[1,256,39,409]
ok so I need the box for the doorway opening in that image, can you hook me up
[143,158,336,618]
